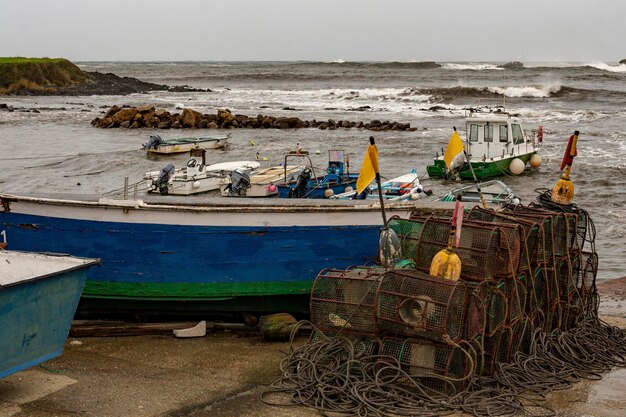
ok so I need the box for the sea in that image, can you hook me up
[1,61,625,281]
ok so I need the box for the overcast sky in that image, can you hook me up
[1,0,624,62]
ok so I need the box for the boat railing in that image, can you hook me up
[283,153,319,186]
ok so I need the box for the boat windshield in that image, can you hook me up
[512,124,524,145]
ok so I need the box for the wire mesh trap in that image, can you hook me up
[375,269,482,342]
[265,193,618,417]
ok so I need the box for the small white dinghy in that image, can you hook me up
[220,165,305,198]
[145,151,260,195]
[142,134,230,154]
[332,171,430,201]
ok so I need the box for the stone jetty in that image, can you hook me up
[91,105,418,132]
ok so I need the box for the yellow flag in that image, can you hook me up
[356,144,379,194]
[443,131,465,169]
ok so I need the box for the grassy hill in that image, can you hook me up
[0,57,88,94]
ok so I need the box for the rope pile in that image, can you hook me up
[263,193,623,416]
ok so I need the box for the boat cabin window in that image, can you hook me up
[499,125,509,143]
[484,124,493,142]
[512,124,524,144]
[469,124,480,142]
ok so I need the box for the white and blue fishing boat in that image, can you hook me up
[0,193,447,314]
[332,171,430,201]
[276,150,359,199]
[0,251,99,379]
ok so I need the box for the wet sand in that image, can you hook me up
[2,282,626,417]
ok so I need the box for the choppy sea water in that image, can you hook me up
[1,61,625,280]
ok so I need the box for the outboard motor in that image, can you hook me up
[288,168,312,198]
[229,168,251,196]
[153,163,175,195]
[142,134,163,150]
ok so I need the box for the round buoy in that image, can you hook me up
[344,186,353,193]
[509,158,525,175]
[324,189,334,198]
[192,181,201,189]
[410,193,420,200]
[268,184,277,193]
[529,154,542,168]
[315,150,322,155]
[429,249,461,281]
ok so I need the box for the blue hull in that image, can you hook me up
[0,269,88,379]
[276,181,357,198]
[0,212,380,301]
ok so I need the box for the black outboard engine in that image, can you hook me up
[288,168,312,198]
[153,163,175,195]
[229,168,251,196]
[142,134,163,150]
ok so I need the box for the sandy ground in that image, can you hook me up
[2,282,626,417]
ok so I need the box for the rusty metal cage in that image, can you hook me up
[505,207,569,260]
[556,256,577,302]
[474,281,508,336]
[480,325,513,376]
[501,278,527,325]
[412,217,506,282]
[464,219,523,278]
[574,251,598,294]
[379,337,472,393]
[468,207,540,275]
[310,267,383,336]
[375,269,482,342]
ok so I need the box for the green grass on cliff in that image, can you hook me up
[0,57,88,93]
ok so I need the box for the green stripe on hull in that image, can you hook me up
[82,280,313,301]
[427,152,535,180]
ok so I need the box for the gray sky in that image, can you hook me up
[1,0,624,62]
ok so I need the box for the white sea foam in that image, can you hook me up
[585,62,626,73]
[328,59,345,64]
[485,84,561,98]
[441,63,504,71]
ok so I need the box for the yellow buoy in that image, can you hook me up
[551,178,574,205]
[429,248,461,281]
[551,131,579,205]
[430,201,463,281]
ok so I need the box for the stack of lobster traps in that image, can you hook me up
[308,200,598,391]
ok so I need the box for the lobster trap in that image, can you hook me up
[479,325,513,376]
[379,337,473,394]
[310,267,383,336]
[412,217,506,282]
[375,269,483,342]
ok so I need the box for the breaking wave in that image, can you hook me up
[585,62,626,73]
[485,84,562,98]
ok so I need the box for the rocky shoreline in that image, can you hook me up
[91,105,418,132]
[2,71,208,96]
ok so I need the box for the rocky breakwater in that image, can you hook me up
[92,105,418,132]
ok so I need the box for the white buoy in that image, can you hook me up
[512,197,521,205]
[324,189,334,198]
[315,150,322,155]
[509,158,525,175]
[344,186,353,193]
[529,154,542,168]
[192,181,201,189]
